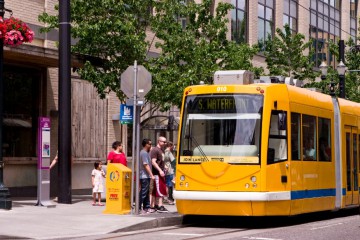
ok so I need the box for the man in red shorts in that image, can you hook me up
[150,136,168,213]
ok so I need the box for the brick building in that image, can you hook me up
[230,0,358,68]
[2,0,358,196]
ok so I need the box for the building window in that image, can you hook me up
[3,65,41,157]
[231,0,247,43]
[283,0,298,34]
[258,0,274,46]
[350,0,358,41]
[310,0,341,68]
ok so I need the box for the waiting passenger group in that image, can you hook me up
[139,136,175,213]
[91,137,175,214]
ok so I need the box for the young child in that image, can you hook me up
[91,161,106,206]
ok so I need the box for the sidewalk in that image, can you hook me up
[0,195,182,240]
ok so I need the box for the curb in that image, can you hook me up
[113,215,183,233]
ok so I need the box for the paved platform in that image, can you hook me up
[0,195,181,240]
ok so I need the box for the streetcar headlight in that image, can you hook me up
[245,183,250,189]
[250,176,257,182]
[180,182,184,186]
[180,175,185,181]
[253,183,257,188]
[185,182,189,187]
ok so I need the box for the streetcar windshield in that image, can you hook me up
[179,94,263,164]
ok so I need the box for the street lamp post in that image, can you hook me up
[319,60,346,98]
[319,61,335,96]
[337,60,346,99]
[319,61,328,80]
[0,0,12,210]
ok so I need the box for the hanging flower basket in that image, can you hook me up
[0,17,34,47]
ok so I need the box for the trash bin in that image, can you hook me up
[103,163,132,215]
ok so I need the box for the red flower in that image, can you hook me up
[0,16,34,46]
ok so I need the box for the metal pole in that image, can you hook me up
[339,74,345,99]
[130,60,137,214]
[58,0,72,204]
[0,0,11,210]
[339,40,345,99]
[135,107,140,214]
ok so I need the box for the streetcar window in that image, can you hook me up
[291,113,301,160]
[179,94,263,164]
[359,134,360,173]
[302,115,317,161]
[346,133,351,191]
[353,134,358,191]
[268,110,288,164]
[278,112,287,130]
[318,117,331,162]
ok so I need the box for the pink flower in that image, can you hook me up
[0,17,34,46]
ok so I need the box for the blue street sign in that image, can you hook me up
[120,104,133,124]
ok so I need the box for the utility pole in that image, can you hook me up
[0,0,12,210]
[338,40,346,98]
[58,0,72,204]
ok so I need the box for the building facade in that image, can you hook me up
[229,0,358,69]
[2,0,358,197]
[3,0,180,197]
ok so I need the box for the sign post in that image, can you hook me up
[36,117,55,207]
[121,61,152,214]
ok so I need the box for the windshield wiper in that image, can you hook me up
[185,134,210,162]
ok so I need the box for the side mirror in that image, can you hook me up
[278,112,287,131]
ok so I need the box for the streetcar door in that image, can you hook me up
[344,126,359,205]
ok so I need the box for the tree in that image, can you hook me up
[264,24,318,81]
[329,38,360,102]
[39,0,152,99]
[147,0,262,110]
[39,0,262,110]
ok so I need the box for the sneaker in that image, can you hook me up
[167,200,175,205]
[139,209,149,215]
[154,205,160,210]
[157,205,169,213]
[145,208,156,213]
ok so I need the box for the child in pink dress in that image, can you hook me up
[91,161,105,206]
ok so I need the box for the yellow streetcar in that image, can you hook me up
[173,71,360,216]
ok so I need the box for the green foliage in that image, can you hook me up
[39,0,262,109]
[327,38,360,102]
[39,0,152,99]
[147,0,262,110]
[264,24,318,81]
[306,38,360,101]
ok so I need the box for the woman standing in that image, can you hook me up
[107,141,127,166]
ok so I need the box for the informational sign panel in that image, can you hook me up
[36,117,55,207]
[120,104,133,124]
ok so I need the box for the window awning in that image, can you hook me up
[3,118,32,128]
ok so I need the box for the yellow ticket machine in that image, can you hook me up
[103,163,132,214]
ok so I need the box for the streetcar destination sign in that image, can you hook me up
[188,97,236,113]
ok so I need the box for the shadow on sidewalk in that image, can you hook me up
[11,195,95,207]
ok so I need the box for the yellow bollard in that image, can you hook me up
[103,163,132,214]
